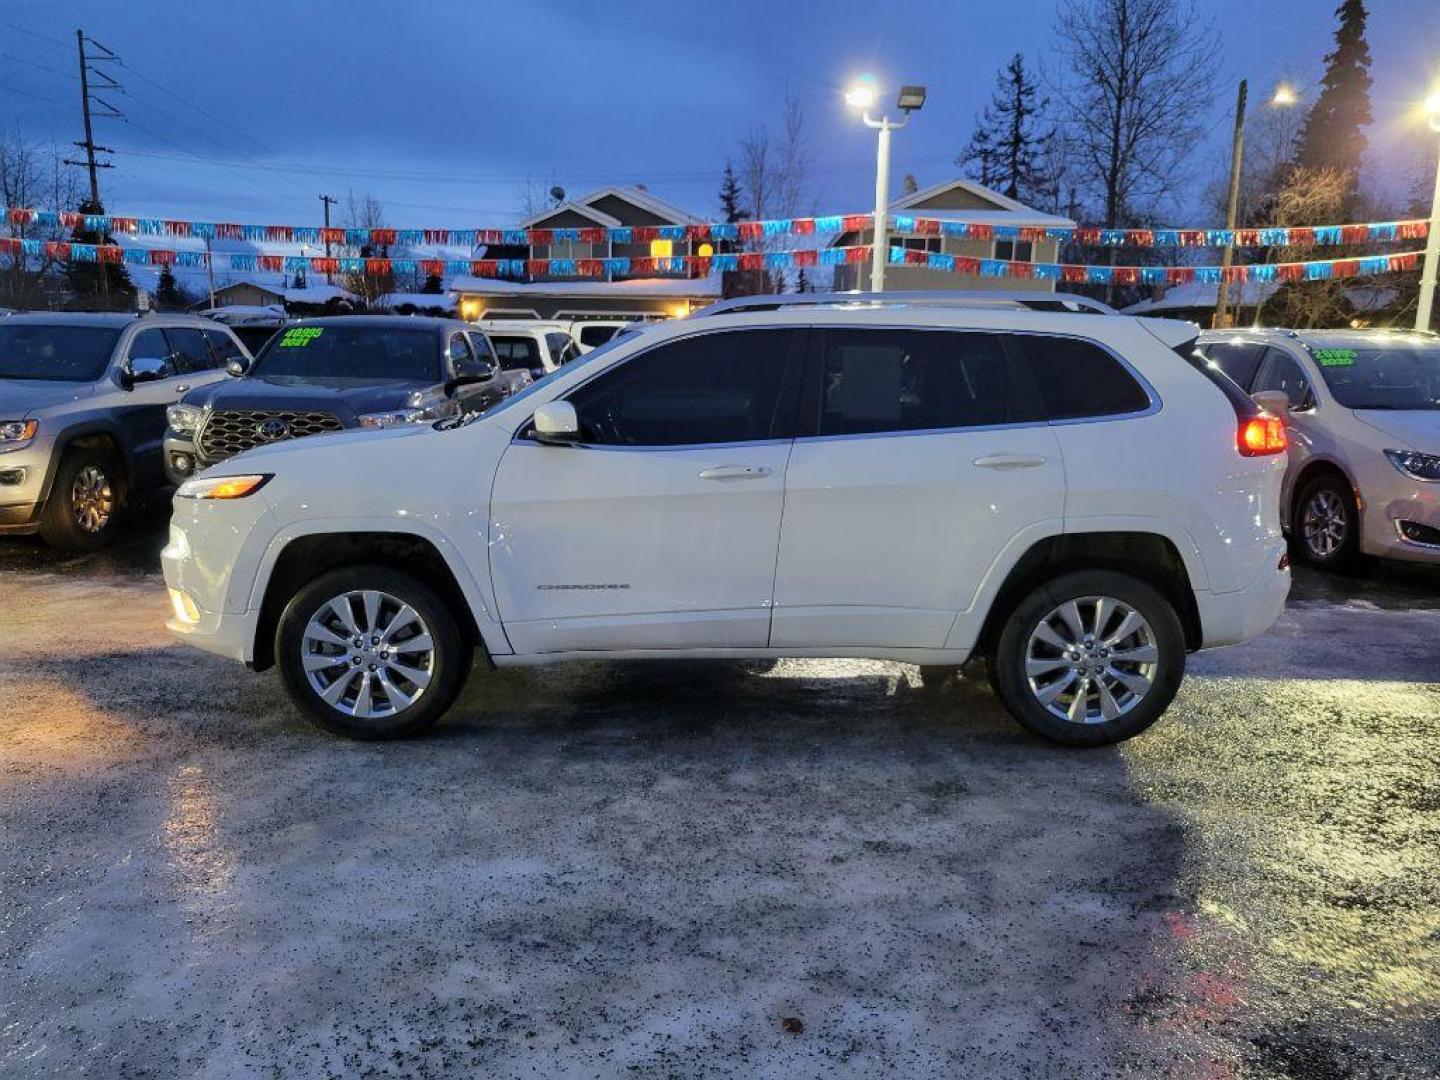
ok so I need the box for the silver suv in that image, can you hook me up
[0,312,248,549]
[1197,328,1440,568]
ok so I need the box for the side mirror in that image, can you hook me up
[532,400,579,445]
[127,356,168,385]
[226,358,249,377]
[1252,389,1291,416]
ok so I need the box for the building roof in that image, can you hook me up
[448,276,721,299]
[1121,281,1400,316]
[890,178,1077,229]
[378,292,458,311]
[519,185,703,230]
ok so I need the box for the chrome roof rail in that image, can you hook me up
[691,290,1120,318]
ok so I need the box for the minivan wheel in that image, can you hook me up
[1295,474,1358,569]
[38,448,123,551]
[993,571,1186,747]
[276,565,469,739]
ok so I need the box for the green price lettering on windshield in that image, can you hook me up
[278,327,324,348]
[1314,348,1356,367]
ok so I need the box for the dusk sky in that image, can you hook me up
[3,0,1439,229]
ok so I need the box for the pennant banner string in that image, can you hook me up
[2,207,1430,249]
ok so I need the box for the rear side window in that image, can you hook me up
[1021,336,1150,420]
[1198,341,1265,390]
[491,336,541,372]
[203,329,246,366]
[166,327,221,373]
[816,329,1036,435]
[580,324,619,348]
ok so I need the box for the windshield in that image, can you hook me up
[0,325,119,382]
[251,325,440,384]
[1310,341,1440,411]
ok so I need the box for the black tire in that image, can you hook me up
[275,565,470,739]
[992,570,1186,747]
[38,447,124,551]
[1293,473,1359,570]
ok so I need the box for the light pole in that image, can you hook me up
[1416,90,1440,332]
[1213,82,1298,329]
[846,78,926,292]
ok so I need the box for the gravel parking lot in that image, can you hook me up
[3,505,1439,1078]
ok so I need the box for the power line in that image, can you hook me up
[0,20,68,50]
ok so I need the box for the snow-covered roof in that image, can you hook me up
[196,304,288,324]
[283,283,353,304]
[1122,281,1400,316]
[521,185,703,229]
[890,178,1077,229]
[448,276,721,298]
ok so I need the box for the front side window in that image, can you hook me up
[816,330,1031,436]
[466,332,498,366]
[1305,340,1440,411]
[566,329,798,446]
[203,329,246,366]
[1253,348,1313,407]
[251,325,440,385]
[128,328,174,374]
[1021,336,1151,420]
[0,325,119,382]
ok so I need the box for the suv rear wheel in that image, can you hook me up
[276,565,470,739]
[992,570,1186,747]
[39,447,123,551]
[1294,473,1358,569]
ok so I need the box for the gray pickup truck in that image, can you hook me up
[0,311,250,550]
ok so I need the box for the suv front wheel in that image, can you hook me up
[39,447,123,551]
[992,571,1186,747]
[276,565,470,739]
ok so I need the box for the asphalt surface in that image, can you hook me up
[2,504,1439,1079]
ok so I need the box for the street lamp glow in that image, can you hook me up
[1424,89,1440,131]
[844,81,877,110]
[1271,83,1299,107]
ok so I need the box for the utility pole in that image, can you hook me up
[319,194,338,285]
[64,29,122,306]
[1212,79,1248,330]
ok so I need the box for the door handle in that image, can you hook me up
[973,452,1047,470]
[698,464,772,480]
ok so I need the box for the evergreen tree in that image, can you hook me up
[796,267,812,293]
[1294,0,1372,201]
[420,272,444,294]
[154,264,186,310]
[718,160,744,222]
[64,198,136,310]
[960,53,1052,203]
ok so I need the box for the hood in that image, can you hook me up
[0,379,97,417]
[185,375,432,424]
[1352,409,1440,453]
[222,417,436,467]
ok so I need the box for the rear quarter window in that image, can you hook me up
[1020,336,1151,420]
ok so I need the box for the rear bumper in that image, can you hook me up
[1194,540,1291,649]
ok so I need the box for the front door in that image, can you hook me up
[489,327,803,654]
[113,326,198,488]
[771,327,1064,649]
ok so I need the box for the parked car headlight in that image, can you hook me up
[358,409,426,428]
[167,403,204,435]
[1384,449,1440,482]
[0,419,38,447]
[176,473,272,500]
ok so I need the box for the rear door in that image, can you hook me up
[488,327,803,654]
[771,327,1063,649]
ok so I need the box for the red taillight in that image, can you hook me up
[1238,416,1287,456]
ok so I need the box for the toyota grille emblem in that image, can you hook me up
[256,417,290,441]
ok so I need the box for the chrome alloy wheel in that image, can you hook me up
[1301,490,1348,559]
[301,590,435,718]
[1024,596,1159,725]
[70,465,114,534]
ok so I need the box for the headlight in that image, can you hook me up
[176,473,272,500]
[1384,449,1440,482]
[0,419,37,446]
[358,409,426,428]
[167,403,204,435]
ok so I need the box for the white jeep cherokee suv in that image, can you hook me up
[162,294,1291,746]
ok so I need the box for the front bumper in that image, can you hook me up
[1359,470,1440,564]
[0,444,53,534]
[163,432,203,486]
